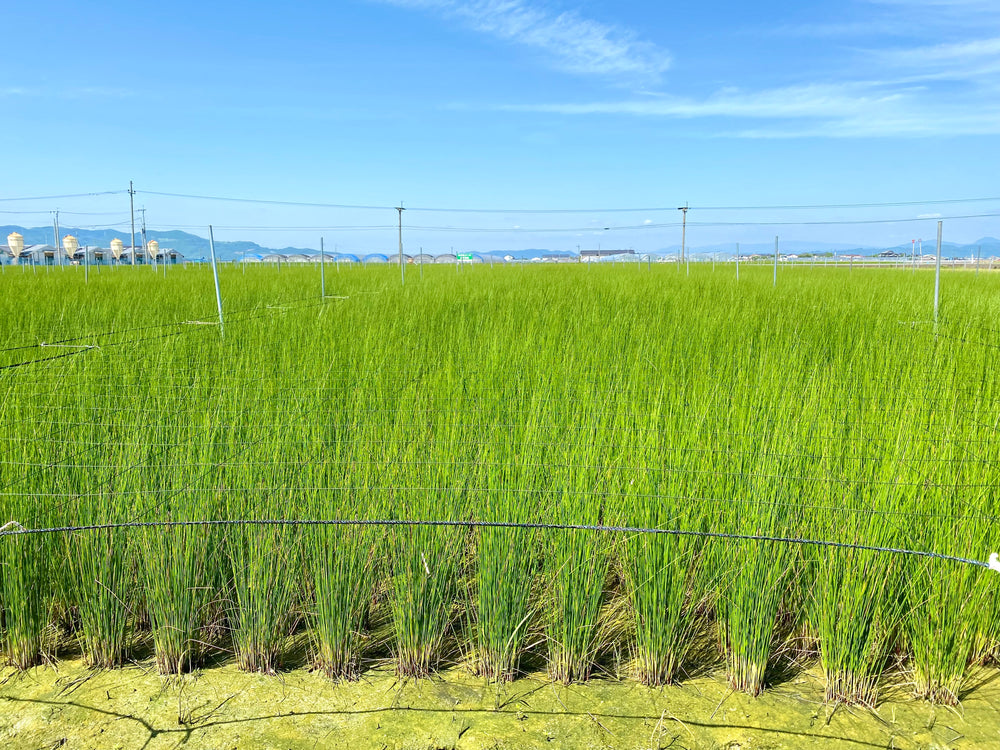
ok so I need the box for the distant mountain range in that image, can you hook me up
[3,225,998,261]
[666,237,1000,259]
[0,226,313,261]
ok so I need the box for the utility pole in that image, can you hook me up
[397,205,405,286]
[678,204,688,269]
[52,210,60,266]
[140,208,150,270]
[129,181,136,266]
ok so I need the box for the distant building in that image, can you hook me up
[21,244,70,265]
[580,249,636,259]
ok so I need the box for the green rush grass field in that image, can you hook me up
[1,261,998,710]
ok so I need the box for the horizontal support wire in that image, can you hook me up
[1,430,996,464]
[0,517,990,570]
[0,458,995,491]
[6,485,999,524]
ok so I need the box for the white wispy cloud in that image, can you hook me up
[493,80,1000,138]
[499,83,907,119]
[403,2,999,137]
[376,0,670,79]
[874,36,1000,82]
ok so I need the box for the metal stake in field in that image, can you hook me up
[773,236,778,287]
[208,225,225,338]
[933,221,943,325]
[320,237,326,298]
[397,205,406,286]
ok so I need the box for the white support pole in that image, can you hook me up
[208,225,225,337]
[320,236,326,297]
[934,221,943,324]
[397,205,405,286]
[773,236,778,287]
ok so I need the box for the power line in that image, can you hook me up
[0,210,130,216]
[134,189,1000,215]
[137,190,393,211]
[146,211,1000,235]
[691,197,1000,211]
[0,191,127,203]
[3,188,1000,215]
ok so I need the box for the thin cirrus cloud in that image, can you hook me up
[875,36,1000,81]
[496,81,1000,138]
[499,83,906,119]
[375,0,671,80]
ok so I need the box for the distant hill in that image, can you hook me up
[0,225,314,261]
[3,225,998,262]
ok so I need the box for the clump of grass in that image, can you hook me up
[624,490,706,685]
[907,557,981,705]
[718,537,794,696]
[389,411,467,678]
[622,396,710,687]
[224,507,300,675]
[140,417,224,675]
[62,502,133,668]
[473,451,541,682]
[142,520,218,674]
[391,506,465,676]
[812,543,902,705]
[545,434,611,684]
[304,420,384,680]
[307,520,381,679]
[903,429,988,705]
[0,528,52,669]
[715,421,799,696]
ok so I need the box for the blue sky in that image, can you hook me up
[2,0,999,253]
